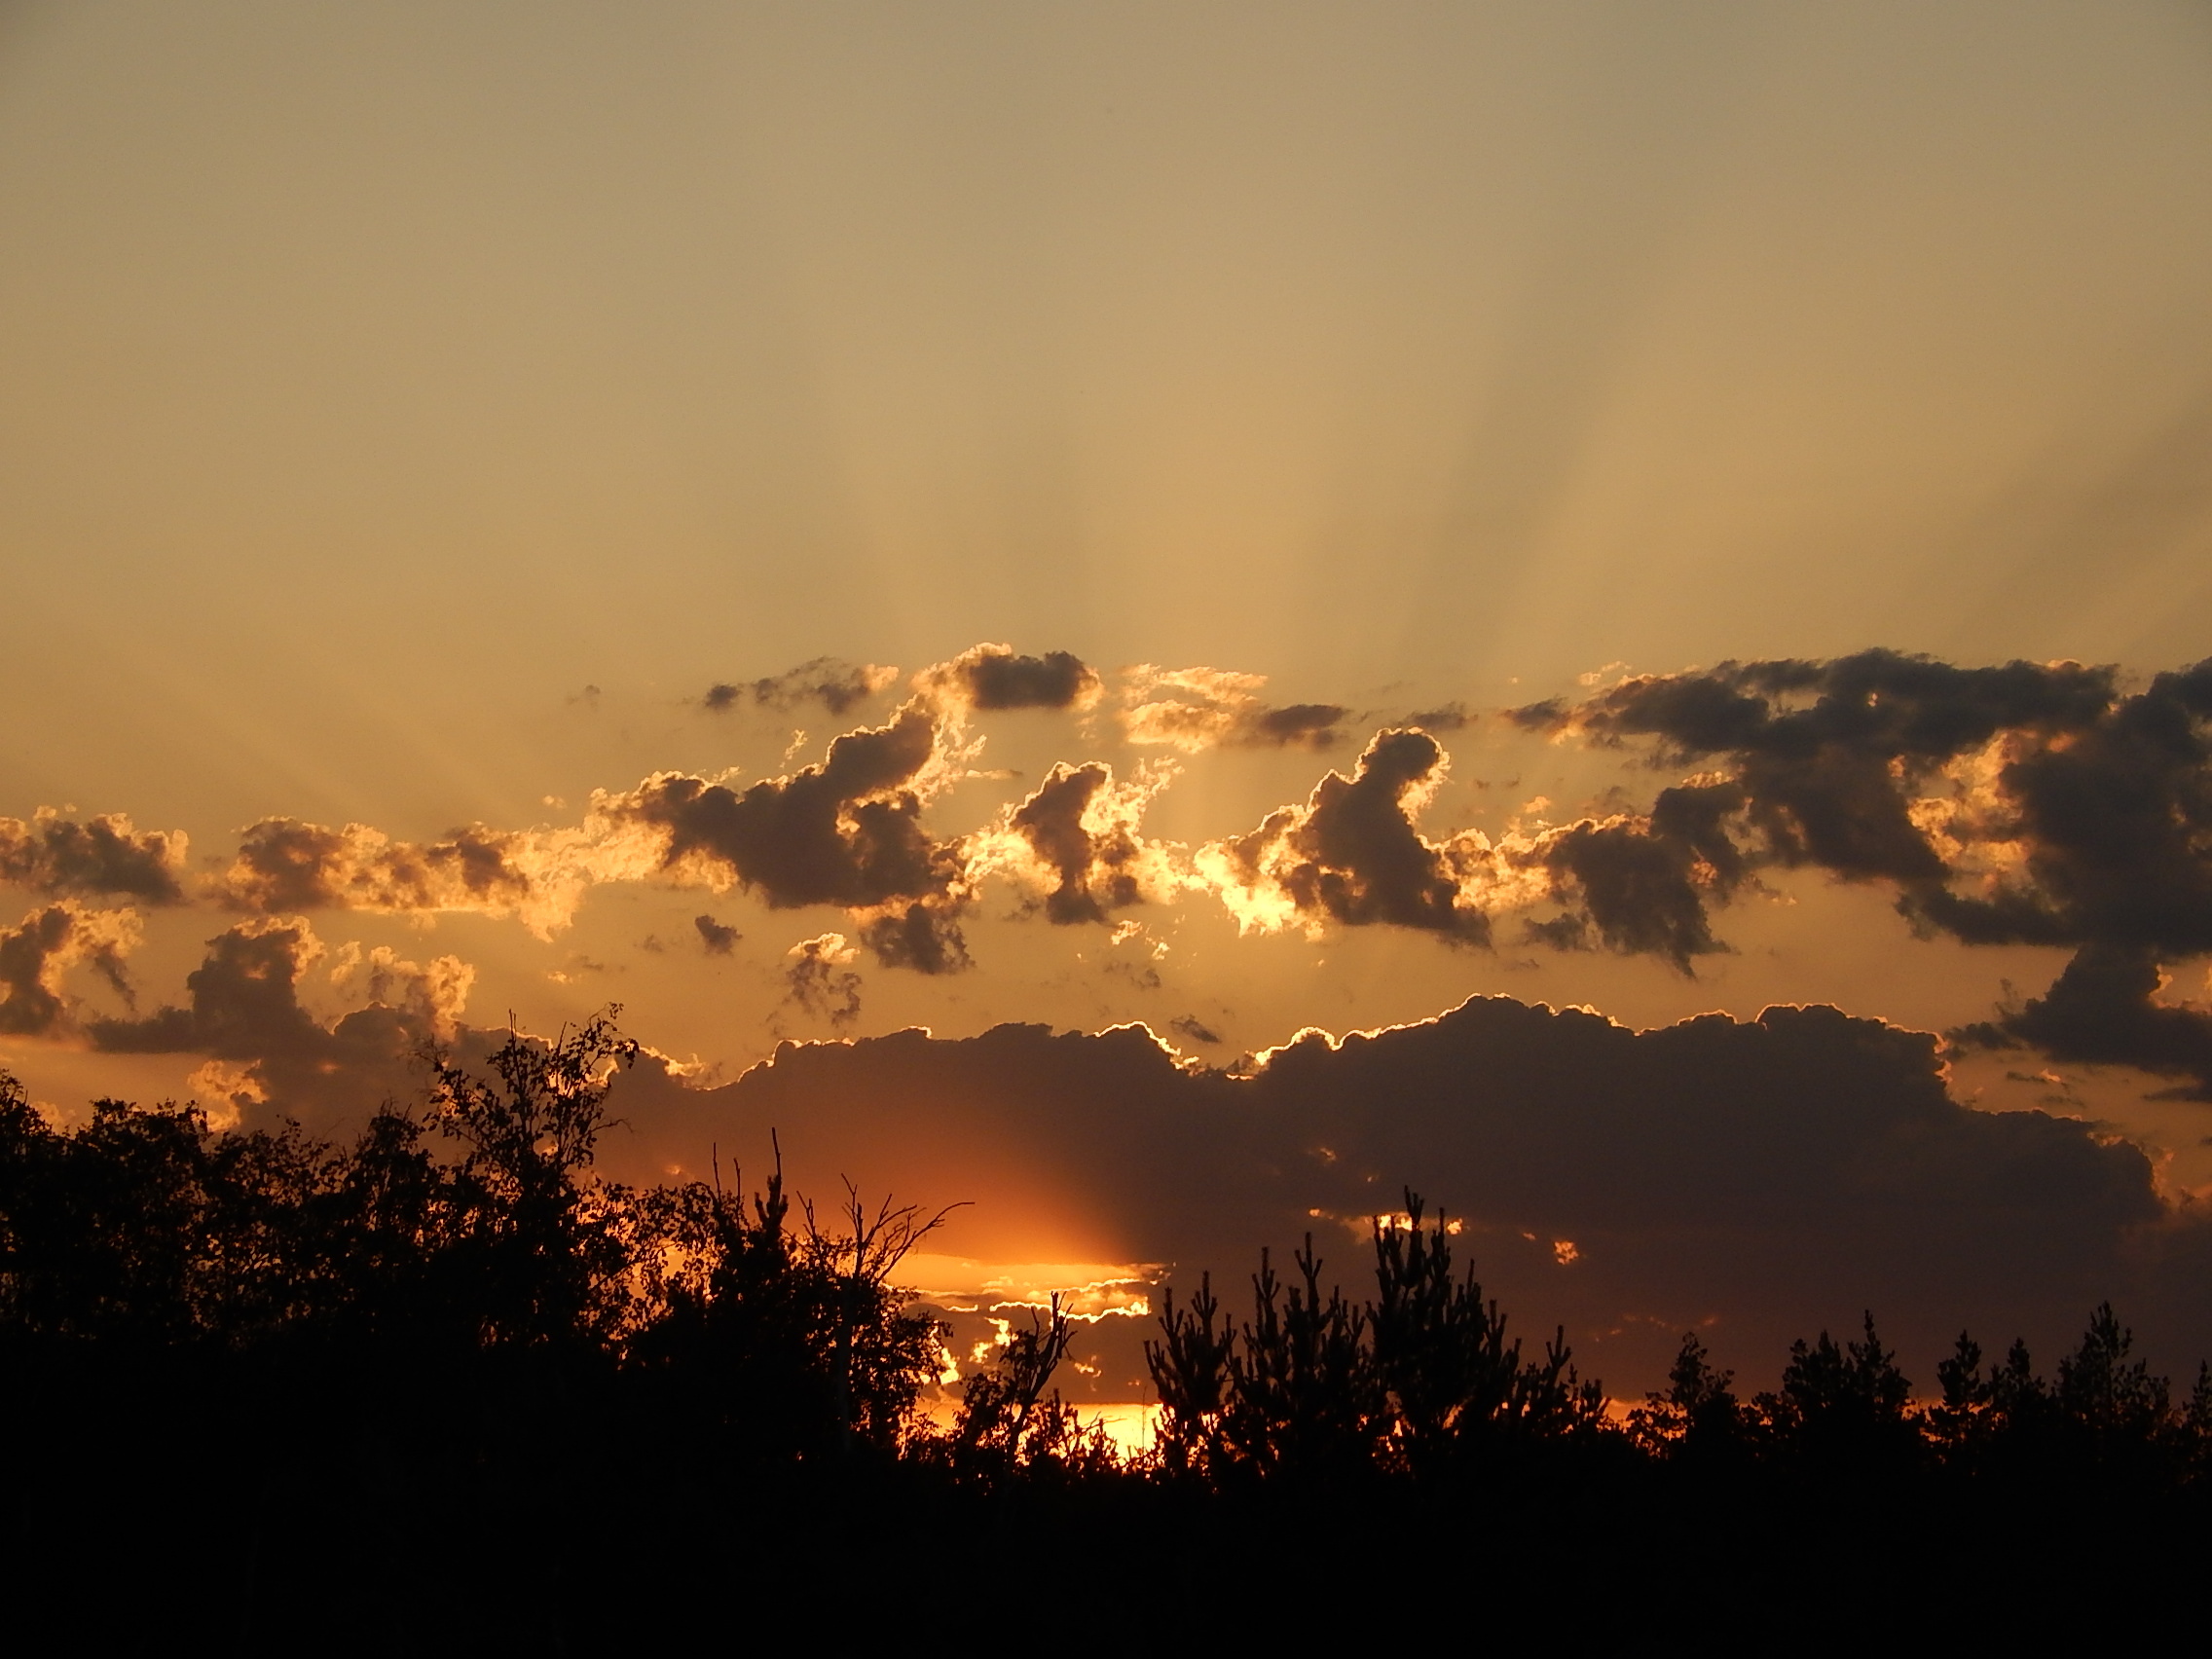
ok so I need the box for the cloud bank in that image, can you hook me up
[605,996,2206,1391]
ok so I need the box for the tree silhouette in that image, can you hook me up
[422,1009,639,1348]
[1759,1313,1922,1477]
[1632,1332,1750,1469]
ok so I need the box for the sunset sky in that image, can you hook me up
[6,1,2212,1399]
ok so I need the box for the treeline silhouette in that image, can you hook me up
[3,1014,2208,1643]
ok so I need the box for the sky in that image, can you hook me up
[5,0,2212,1398]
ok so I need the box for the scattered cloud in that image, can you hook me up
[1955,944,2212,1102]
[1531,782,1749,973]
[855,901,971,976]
[1404,702,1472,732]
[601,701,977,970]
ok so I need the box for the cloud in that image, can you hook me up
[1532,782,1750,973]
[923,645,1101,713]
[969,761,1181,927]
[1523,650,2212,1061]
[1168,1014,1223,1047]
[211,813,668,940]
[855,902,971,976]
[209,702,981,970]
[0,902,142,1036]
[1196,728,1536,942]
[0,811,187,903]
[88,918,471,1132]
[694,913,741,955]
[1516,650,2165,937]
[1404,702,1472,732]
[708,657,901,717]
[600,701,977,972]
[602,995,2203,1391]
[219,819,537,916]
[1955,944,2212,1103]
[1120,665,1348,753]
[782,933,862,1027]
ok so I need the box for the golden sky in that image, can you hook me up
[5,2,2212,1393]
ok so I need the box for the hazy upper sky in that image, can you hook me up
[5,2,2212,1392]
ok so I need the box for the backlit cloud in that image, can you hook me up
[599,701,977,971]
[1530,782,1750,972]
[969,761,1183,926]
[213,815,660,940]
[1195,728,1539,941]
[602,995,2203,1391]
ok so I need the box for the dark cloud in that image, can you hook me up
[1956,945,2212,1103]
[0,812,186,904]
[1168,1014,1223,1046]
[931,645,1100,713]
[88,920,469,1132]
[609,705,971,967]
[856,902,970,977]
[1217,728,1491,942]
[600,995,2202,1392]
[716,657,899,718]
[1526,651,2212,1078]
[92,920,326,1061]
[1537,783,1749,973]
[1524,650,2158,926]
[1239,703,1350,749]
[0,903,137,1036]
[1008,764,1143,926]
[781,935,863,1028]
[693,913,741,956]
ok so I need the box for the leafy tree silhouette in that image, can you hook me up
[422,1008,639,1349]
[626,1145,955,1460]
[944,1293,1117,1477]
[15,1044,2212,1638]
